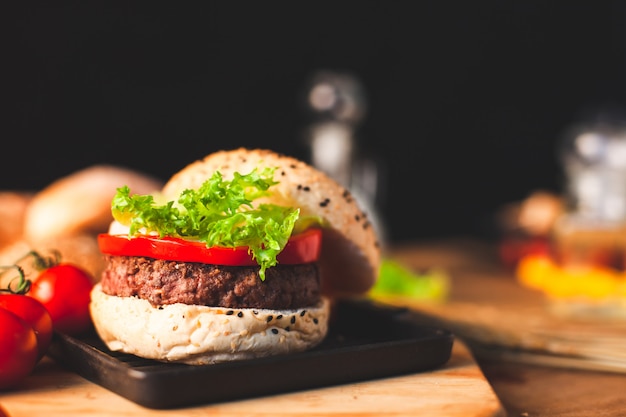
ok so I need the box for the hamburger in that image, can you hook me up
[89,148,381,364]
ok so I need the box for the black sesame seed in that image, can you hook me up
[237,311,243,318]
[290,316,296,324]
[303,186,310,192]
[355,214,360,221]
[285,326,290,332]
[300,310,306,316]
[313,318,319,324]
[266,315,273,322]
[297,184,303,190]
[319,198,330,207]
[253,310,259,315]
[276,314,283,320]
[226,310,234,315]
[271,328,279,334]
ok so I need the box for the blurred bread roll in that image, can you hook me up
[0,192,32,289]
[0,166,162,288]
[23,165,163,244]
[497,190,564,237]
[0,192,32,250]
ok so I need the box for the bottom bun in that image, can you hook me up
[89,284,331,364]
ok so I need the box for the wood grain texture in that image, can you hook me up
[0,340,503,417]
[385,238,626,416]
[387,239,626,373]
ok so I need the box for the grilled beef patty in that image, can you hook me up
[99,255,321,310]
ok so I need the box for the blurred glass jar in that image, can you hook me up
[559,120,626,221]
[554,118,626,271]
[301,70,387,243]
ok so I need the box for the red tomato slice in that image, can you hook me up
[98,227,322,265]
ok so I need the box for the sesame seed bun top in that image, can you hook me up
[162,148,381,297]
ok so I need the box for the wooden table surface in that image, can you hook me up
[0,339,503,417]
[389,238,626,417]
[3,237,626,416]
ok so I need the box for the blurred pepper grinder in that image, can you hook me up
[553,116,626,270]
[301,70,387,244]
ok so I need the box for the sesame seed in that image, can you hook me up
[226,310,234,315]
[266,315,273,322]
[300,310,306,316]
[285,326,290,332]
[290,316,296,324]
[313,318,319,324]
[276,314,283,320]
[237,311,243,318]
[271,328,279,334]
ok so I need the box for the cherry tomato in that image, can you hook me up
[97,227,322,265]
[0,294,53,360]
[0,308,38,391]
[28,264,94,335]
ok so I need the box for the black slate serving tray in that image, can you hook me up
[48,299,454,409]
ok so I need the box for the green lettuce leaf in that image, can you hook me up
[110,167,300,280]
[369,258,450,301]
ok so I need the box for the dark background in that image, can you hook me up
[5,2,626,243]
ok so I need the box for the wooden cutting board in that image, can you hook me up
[387,239,626,373]
[0,339,503,417]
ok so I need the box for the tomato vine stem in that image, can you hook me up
[0,265,30,294]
